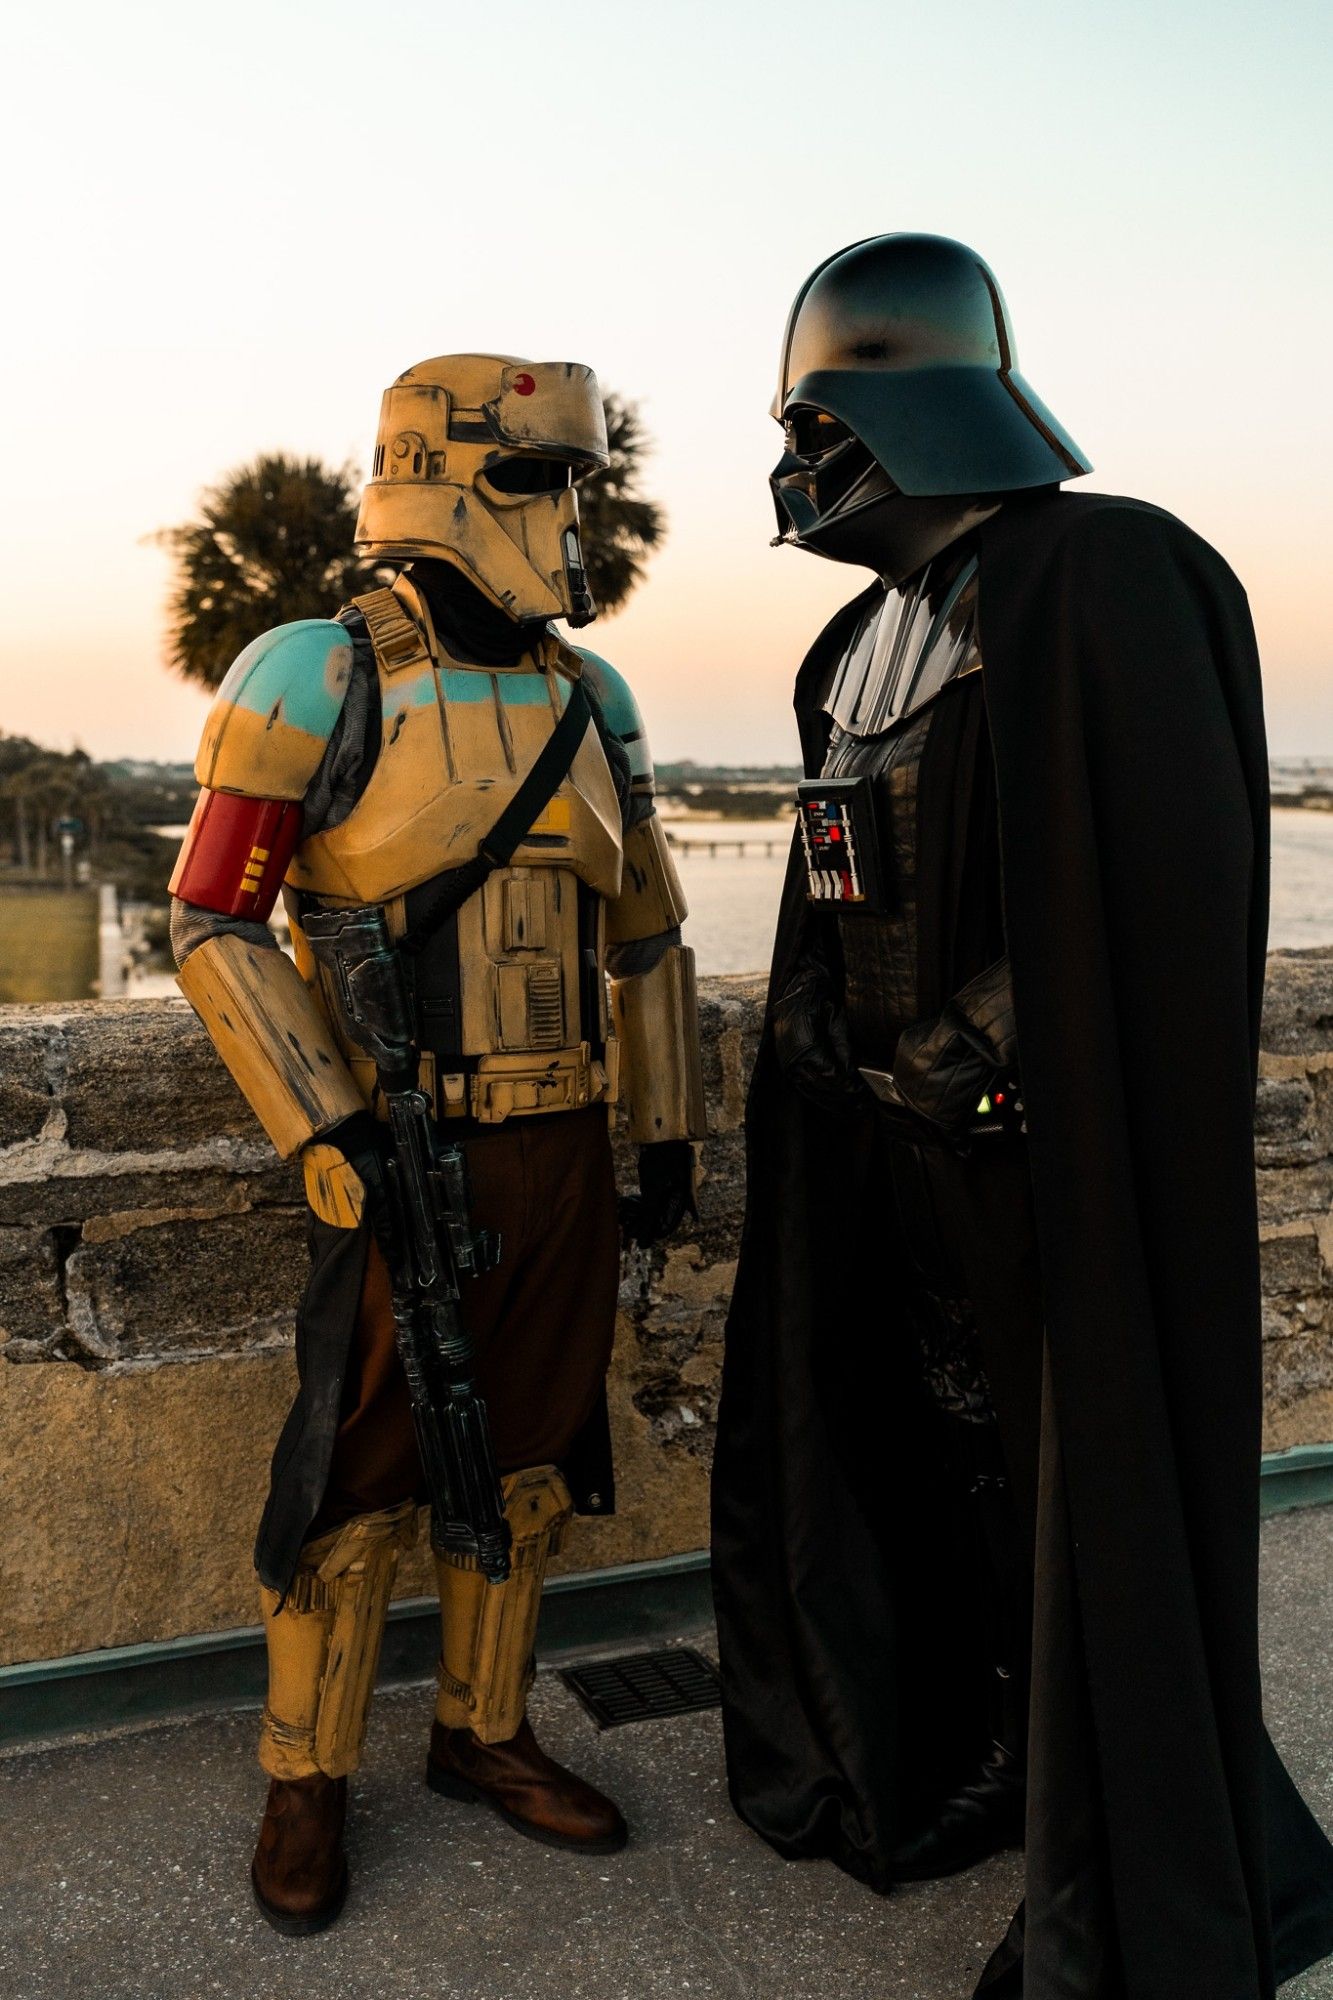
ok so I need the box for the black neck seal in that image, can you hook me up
[408,560,548,667]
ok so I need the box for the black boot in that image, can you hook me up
[891,1391,1033,1883]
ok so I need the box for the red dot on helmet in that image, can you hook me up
[513,373,536,396]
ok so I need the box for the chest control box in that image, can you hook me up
[796,776,886,911]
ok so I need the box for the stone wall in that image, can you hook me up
[1254,953,1333,1446]
[0,977,762,1668]
[1,952,1331,1668]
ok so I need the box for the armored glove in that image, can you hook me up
[619,1139,697,1248]
[771,955,874,1117]
[313,1109,401,1250]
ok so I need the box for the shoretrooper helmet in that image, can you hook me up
[355,354,610,626]
[770,234,1092,582]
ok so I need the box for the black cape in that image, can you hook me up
[711,491,1333,1996]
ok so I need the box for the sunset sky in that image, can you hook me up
[3,0,1330,765]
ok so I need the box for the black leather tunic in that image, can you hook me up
[816,553,1024,1430]
[819,558,1008,1073]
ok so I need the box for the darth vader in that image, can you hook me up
[711,233,1333,1998]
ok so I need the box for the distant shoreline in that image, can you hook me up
[1271,789,1333,813]
[660,790,1333,822]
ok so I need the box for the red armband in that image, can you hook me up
[169,790,303,919]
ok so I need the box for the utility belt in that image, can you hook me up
[351,1038,620,1127]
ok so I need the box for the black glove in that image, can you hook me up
[771,959,874,1117]
[891,957,1021,1141]
[316,1108,398,1244]
[619,1139,696,1248]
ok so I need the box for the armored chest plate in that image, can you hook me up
[824,555,981,739]
[291,627,623,908]
[807,559,985,1057]
[797,556,982,928]
[287,587,625,1122]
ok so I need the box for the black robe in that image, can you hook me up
[711,490,1333,1997]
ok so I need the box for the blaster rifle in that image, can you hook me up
[302,903,512,1584]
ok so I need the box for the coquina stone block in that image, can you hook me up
[58,1001,263,1153]
[1254,1076,1318,1165]
[1261,950,1333,1056]
[1260,1230,1328,1303]
[0,1226,66,1356]
[62,1208,306,1362]
[0,1018,57,1148]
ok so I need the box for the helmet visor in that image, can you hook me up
[482,455,578,495]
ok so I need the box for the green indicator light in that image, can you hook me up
[976,1093,993,1115]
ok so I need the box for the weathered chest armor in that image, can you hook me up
[819,556,982,1062]
[286,585,624,1123]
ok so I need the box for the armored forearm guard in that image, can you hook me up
[610,943,707,1143]
[177,931,364,1158]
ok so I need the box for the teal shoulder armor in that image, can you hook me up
[195,619,355,801]
[572,647,652,787]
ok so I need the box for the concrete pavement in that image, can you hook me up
[2,1508,1332,2000]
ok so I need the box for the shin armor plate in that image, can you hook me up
[433,1466,573,1745]
[258,1500,418,1781]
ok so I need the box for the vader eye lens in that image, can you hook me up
[512,373,536,396]
[787,409,852,461]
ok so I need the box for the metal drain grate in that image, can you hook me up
[560,1646,722,1729]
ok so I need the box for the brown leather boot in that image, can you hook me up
[251,1773,349,1935]
[426,1716,628,1853]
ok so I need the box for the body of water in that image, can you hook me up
[671,805,1333,976]
[34,804,1333,1005]
[1267,808,1333,949]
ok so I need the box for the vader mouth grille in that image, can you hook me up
[559,1647,722,1729]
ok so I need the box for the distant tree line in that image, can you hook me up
[0,736,193,903]
[0,739,105,879]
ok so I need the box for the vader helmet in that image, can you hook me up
[355,354,609,626]
[770,235,1091,584]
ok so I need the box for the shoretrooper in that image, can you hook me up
[169,354,705,1935]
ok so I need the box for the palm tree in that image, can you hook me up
[158,396,666,691]
[576,394,667,616]
[157,455,388,692]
